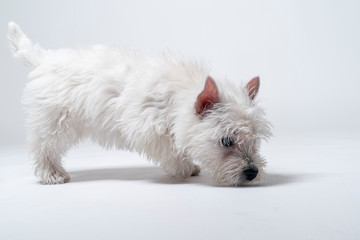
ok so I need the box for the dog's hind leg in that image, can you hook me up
[30,139,70,184]
[27,109,79,184]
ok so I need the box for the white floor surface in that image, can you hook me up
[1,135,359,240]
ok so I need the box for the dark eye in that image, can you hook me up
[221,137,234,147]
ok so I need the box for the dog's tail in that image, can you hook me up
[8,22,45,67]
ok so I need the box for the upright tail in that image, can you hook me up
[8,22,45,67]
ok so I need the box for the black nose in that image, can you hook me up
[243,167,258,181]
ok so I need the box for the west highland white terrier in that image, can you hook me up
[8,22,271,186]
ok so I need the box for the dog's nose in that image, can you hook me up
[243,167,258,181]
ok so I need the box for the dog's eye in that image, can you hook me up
[221,137,234,147]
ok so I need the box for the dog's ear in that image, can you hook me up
[245,76,260,100]
[195,76,220,116]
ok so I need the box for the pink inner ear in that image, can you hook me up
[246,76,260,100]
[195,76,220,115]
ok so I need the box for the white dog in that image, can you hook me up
[8,22,271,186]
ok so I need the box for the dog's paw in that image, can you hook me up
[38,171,70,184]
[191,164,201,176]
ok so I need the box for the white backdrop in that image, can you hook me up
[1,1,360,240]
[1,0,359,146]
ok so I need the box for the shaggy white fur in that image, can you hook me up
[8,22,271,186]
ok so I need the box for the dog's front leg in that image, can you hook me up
[159,153,200,180]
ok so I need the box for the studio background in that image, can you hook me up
[1,1,359,240]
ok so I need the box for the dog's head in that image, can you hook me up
[184,76,271,186]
